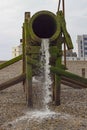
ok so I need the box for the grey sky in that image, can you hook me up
[0,0,87,60]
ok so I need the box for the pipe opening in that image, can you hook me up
[32,14,57,38]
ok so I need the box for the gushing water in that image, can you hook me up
[40,39,52,111]
[4,39,56,128]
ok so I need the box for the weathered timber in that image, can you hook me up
[49,46,58,60]
[22,25,26,77]
[22,25,26,90]
[57,11,73,49]
[26,63,33,107]
[0,73,25,91]
[26,46,40,54]
[61,77,87,89]
[61,80,82,89]
[21,10,76,107]
[51,67,87,86]
[55,74,61,105]
[54,39,62,106]
[61,76,87,88]
[0,55,22,70]
[27,57,40,67]
[24,12,33,107]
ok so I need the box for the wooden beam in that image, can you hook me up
[54,40,62,106]
[0,74,25,91]
[0,55,22,70]
[22,25,26,92]
[26,46,40,54]
[61,80,84,89]
[62,76,87,88]
[24,12,33,107]
[51,66,87,85]
[27,57,40,67]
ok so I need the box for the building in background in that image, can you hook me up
[66,49,77,57]
[12,39,22,58]
[77,35,87,58]
[62,49,77,61]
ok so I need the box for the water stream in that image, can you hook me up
[40,39,52,111]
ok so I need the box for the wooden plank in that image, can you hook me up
[0,55,22,70]
[22,25,26,92]
[22,26,26,77]
[0,73,25,91]
[54,40,62,106]
[62,76,87,88]
[61,80,83,89]
[27,57,40,67]
[26,55,33,106]
[51,66,87,84]
[55,74,61,105]
[24,12,33,107]
[26,46,40,54]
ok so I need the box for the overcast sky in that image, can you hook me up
[0,0,87,60]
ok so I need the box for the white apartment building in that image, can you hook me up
[12,44,22,58]
[77,35,87,58]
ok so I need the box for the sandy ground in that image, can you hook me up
[0,61,87,130]
[0,83,87,130]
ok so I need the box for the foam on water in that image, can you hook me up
[5,111,73,128]
[10,110,56,125]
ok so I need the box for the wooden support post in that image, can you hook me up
[26,57,33,107]
[24,12,33,107]
[82,68,85,78]
[22,26,26,92]
[0,74,25,91]
[62,0,66,67]
[55,74,61,105]
[52,75,55,101]
[54,39,62,106]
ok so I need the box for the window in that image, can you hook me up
[81,46,82,49]
[84,38,87,40]
[80,40,82,44]
[84,47,87,50]
[81,50,83,54]
[84,52,87,55]
[84,42,87,46]
[77,58,80,60]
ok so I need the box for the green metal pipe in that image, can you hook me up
[29,10,60,43]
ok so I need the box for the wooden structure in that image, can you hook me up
[0,9,87,107]
[22,10,86,106]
